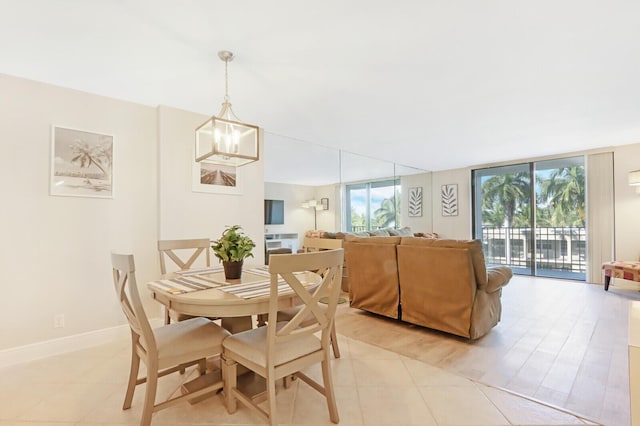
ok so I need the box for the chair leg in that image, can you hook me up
[283,374,295,388]
[164,307,171,325]
[329,324,341,358]
[266,370,278,426]
[321,355,339,423]
[141,364,159,426]
[123,338,140,410]
[222,355,238,413]
[605,275,611,291]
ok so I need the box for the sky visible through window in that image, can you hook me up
[349,186,395,216]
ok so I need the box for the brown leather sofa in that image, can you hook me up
[344,236,513,339]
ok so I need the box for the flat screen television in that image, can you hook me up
[264,199,284,225]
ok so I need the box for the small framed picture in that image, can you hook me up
[192,161,243,195]
[408,187,422,217]
[441,184,458,216]
[321,198,329,210]
[50,126,113,198]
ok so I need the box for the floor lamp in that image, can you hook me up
[302,199,319,230]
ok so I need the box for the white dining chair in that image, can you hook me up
[221,249,344,425]
[276,304,341,358]
[157,238,212,324]
[111,252,229,426]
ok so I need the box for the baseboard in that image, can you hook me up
[0,318,163,369]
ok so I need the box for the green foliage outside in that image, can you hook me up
[351,189,401,231]
[351,211,366,230]
[373,190,401,228]
[481,166,585,228]
[211,225,256,262]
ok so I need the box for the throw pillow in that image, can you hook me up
[388,227,413,237]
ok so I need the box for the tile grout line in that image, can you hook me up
[472,378,604,426]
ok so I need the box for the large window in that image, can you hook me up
[346,179,400,232]
[472,156,586,280]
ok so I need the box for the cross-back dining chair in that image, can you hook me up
[221,249,344,425]
[158,238,211,324]
[111,252,229,426]
[278,237,343,358]
[276,304,341,358]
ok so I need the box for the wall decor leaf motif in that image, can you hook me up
[441,184,458,216]
[408,187,422,217]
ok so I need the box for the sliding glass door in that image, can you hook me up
[473,163,533,275]
[472,156,586,280]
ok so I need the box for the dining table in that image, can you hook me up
[147,264,321,332]
[146,264,322,403]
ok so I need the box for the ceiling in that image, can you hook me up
[2,1,640,181]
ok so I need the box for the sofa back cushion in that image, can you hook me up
[400,238,488,288]
[344,235,402,244]
[344,237,401,319]
[387,226,414,237]
[397,245,475,337]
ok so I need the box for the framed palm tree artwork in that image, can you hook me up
[50,126,113,198]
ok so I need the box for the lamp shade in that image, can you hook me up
[629,170,640,186]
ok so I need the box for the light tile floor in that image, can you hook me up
[335,276,637,425]
[0,332,600,425]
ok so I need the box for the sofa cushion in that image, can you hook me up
[486,266,513,293]
[344,235,402,244]
[387,227,414,237]
[345,239,400,319]
[337,231,370,239]
[400,238,488,287]
[368,229,390,236]
[414,232,439,239]
[397,245,475,337]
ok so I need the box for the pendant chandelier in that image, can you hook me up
[195,51,259,167]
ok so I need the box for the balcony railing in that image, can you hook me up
[348,225,586,280]
[349,225,385,233]
[482,226,586,280]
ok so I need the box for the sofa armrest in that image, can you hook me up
[486,267,513,293]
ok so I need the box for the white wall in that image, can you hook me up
[157,106,264,264]
[431,167,472,239]
[0,74,158,350]
[401,172,433,233]
[0,74,264,353]
[2,70,639,354]
[264,182,316,247]
[613,143,640,261]
[315,184,339,232]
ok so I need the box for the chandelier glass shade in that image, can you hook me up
[195,51,259,167]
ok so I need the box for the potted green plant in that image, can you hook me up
[211,225,256,279]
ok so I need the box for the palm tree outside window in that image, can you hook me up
[346,178,400,232]
[472,156,586,280]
